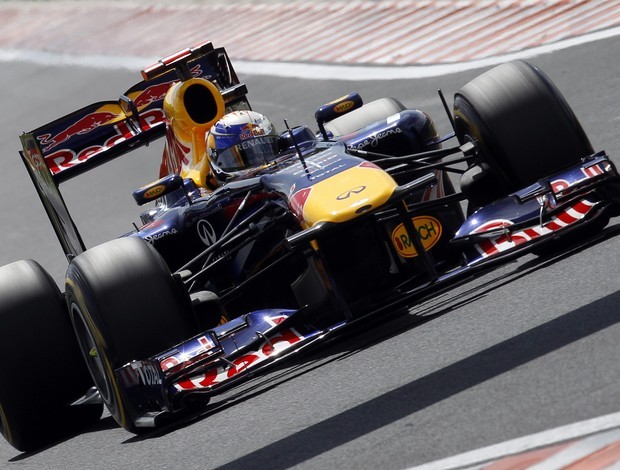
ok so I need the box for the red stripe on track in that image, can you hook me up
[0,1,618,65]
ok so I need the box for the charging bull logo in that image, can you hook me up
[37,110,121,153]
[132,82,174,108]
[131,64,201,108]
[42,107,166,175]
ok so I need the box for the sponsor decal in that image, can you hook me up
[582,164,604,179]
[38,110,121,153]
[307,163,347,181]
[197,219,218,247]
[172,317,304,391]
[236,136,274,151]
[132,80,175,108]
[118,361,162,387]
[132,362,162,386]
[239,123,266,140]
[333,100,355,113]
[551,179,570,193]
[391,216,442,258]
[144,184,166,200]
[163,127,192,176]
[290,151,344,177]
[160,335,217,372]
[350,126,403,150]
[130,63,200,107]
[144,228,177,244]
[474,199,596,258]
[358,161,381,170]
[43,108,165,175]
[290,187,312,219]
[337,186,366,200]
[550,163,606,197]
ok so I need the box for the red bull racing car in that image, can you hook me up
[1,41,619,452]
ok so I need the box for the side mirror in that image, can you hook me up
[315,92,363,140]
[133,174,183,206]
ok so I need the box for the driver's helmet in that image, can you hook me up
[207,110,279,181]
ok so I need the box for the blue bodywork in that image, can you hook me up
[17,43,620,432]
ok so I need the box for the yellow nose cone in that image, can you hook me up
[301,164,397,226]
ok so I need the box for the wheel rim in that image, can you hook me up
[70,303,113,405]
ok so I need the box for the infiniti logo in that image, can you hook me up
[197,220,217,246]
[337,185,366,200]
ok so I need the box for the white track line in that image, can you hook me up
[407,411,620,470]
[1,25,619,80]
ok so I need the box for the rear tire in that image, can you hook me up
[65,237,194,433]
[454,61,594,203]
[0,260,101,452]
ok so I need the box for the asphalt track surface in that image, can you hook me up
[0,29,620,470]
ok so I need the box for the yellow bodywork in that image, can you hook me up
[163,78,225,188]
[302,165,398,227]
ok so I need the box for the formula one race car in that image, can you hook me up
[1,41,619,452]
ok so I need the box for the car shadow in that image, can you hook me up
[8,415,119,462]
[121,222,620,456]
[5,220,619,460]
[213,287,620,470]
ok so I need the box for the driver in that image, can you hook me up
[207,110,280,183]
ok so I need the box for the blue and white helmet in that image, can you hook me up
[207,110,279,180]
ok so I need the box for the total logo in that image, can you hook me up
[391,216,442,258]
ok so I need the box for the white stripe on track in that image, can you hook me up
[0,24,619,81]
[406,411,620,470]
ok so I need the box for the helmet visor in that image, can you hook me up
[214,135,279,172]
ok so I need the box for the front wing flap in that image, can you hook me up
[114,308,347,428]
[453,152,620,264]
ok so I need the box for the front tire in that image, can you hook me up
[65,237,195,433]
[454,61,594,203]
[0,260,101,452]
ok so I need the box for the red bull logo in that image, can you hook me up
[239,123,265,140]
[132,63,202,108]
[133,81,175,108]
[43,107,165,175]
[37,111,120,153]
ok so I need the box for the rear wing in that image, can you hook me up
[19,41,249,260]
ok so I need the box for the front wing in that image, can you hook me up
[114,309,347,428]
